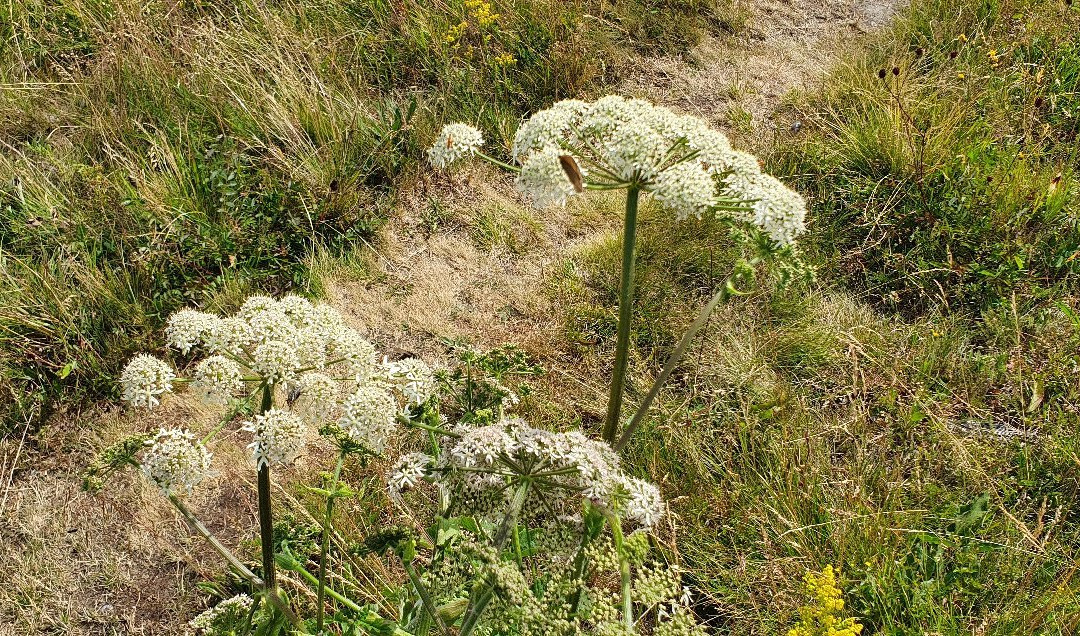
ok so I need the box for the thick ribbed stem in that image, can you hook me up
[256,385,277,594]
[602,186,641,442]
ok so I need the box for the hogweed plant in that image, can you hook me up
[91,295,436,632]
[87,294,704,635]
[428,95,811,448]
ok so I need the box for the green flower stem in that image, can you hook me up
[567,527,594,615]
[256,385,278,598]
[476,151,521,173]
[603,508,634,633]
[494,479,532,550]
[602,185,641,443]
[167,494,299,627]
[459,480,532,636]
[288,559,415,636]
[169,494,261,584]
[399,415,460,438]
[614,258,758,452]
[404,560,453,636]
[316,451,347,634]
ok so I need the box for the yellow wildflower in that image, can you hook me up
[446,21,468,44]
[787,566,864,636]
[465,0,499,28]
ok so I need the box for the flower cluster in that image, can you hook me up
[119,354,175,409]
[243,408,308,469]
[121,295,436,485]
[387,417,666,529]
[428,96,808,245]
[427,122,484,169]
[140,428,213,495]
[787,565,864,636]
[189,594,260,633]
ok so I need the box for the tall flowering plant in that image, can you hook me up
[427,95,810,448]
[90,295,698,635]
[106,295,434,631]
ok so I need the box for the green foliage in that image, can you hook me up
[436,343,544,424]
[0,0,730,433]
[779,0,1080,316]
[80,431,153,493]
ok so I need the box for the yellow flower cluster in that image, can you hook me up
[465,0,499,28]
[446,20,467,44]
[786,566,864,636]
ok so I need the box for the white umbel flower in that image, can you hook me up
[191,355,243,405]
[277,294,315,324]
[330,328,377,381]
[510,99,588,161]
[651,161,719,220]
[243,408,307,469]
[621,477,666,530]
[189,594,254,631]
[237,295,278,322]
[251,339,300,385]
[515,146,582,208]
[165,309,218,355]
[120,354,175,409]
[338,386,397,453]
[203,316,257,355]
[141,428,212,495]
[495,95,808,241]
[382,357,436,410]
[745,173,809,246]
[296,371,338,421]
[428,123,484,168]
[387,452,432,503]
[434,418,665,520]
[449,424,517,468]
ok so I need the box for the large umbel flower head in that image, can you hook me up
[428,96,808,246]
[387,417,666,530]
[120,294,438,474]
[141,428,213,495]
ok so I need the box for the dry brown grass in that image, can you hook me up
[0,2,906,631]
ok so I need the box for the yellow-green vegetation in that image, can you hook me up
[3,0,1080,634]
[0,0,735,430]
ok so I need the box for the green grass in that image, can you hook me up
[778,0,1080,317]
[3,0,1080,633]
[540,0,1080,633]
[0,0,734,432]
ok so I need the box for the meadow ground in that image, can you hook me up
[2,0,1079,634]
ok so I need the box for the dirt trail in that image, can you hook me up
[622,0,899,143]
[330,0,902,360]
[0,2,899,633]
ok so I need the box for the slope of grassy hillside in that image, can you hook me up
[576,0,1079,632]
[0,0,739,432]
[1,0,1079,635]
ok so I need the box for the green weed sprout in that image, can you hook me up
[428,95,809,448]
